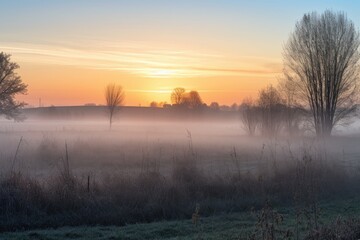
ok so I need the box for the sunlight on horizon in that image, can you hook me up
[2,40,282,106]
[1,1,359,107]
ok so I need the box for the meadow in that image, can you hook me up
[1,116,360,239]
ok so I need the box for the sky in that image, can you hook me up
[1,0,359,107]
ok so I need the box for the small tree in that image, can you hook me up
[170,87,186,105]
[278,78,305,136]
[209,102,220,111]
[258,85,285,137]
[0,52,27,120]
[105,83,124,128]
[239,97,259,136]
[231,103,238,111]
[182,91,203,110]
[150,101,158,108]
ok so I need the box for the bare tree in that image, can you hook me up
[0,52,27,120]
[278,78,305,136]
[239,97,259,136]
[258,85,285,137]
[283,10,360,137]
[170,87,186,105]
[105,83,124,128]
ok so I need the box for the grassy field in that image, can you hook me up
[2,195,360,240]
[1,119,360,239]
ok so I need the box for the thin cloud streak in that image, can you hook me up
[0,41,281,78]
[127,89,258,93]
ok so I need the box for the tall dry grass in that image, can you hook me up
[0,135,359,235]
[0,142,358,233]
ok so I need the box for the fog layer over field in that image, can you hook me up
[1,119,247,176]
[1,116,360,178]
[2,115,360,233]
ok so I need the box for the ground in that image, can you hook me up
[2,196,360,240]
[1,119,360,239]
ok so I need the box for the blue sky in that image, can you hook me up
[1,1,359,47]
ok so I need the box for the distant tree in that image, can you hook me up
[278,78,305,136]
[170,87,186,105]
[209,102,220,111]
[258,85,285,137]
[158,101,167,108]
[150,101,158,108]
[105,83,124,129]
[283,10,360,137]
[231,103,238,111]
[239,97,259,136]
[0,52,27,120]
[163,103,172,108]
[182,91,203,109]
[220,105,231,111]
[150,101,167,108]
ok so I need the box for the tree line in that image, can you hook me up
[150,87,239,111]
[239,84,306,137]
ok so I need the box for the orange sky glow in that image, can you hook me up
[9,41,282,107]
[1,1,358,107]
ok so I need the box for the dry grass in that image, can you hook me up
[0,146,358,233]
[305,217,360,240]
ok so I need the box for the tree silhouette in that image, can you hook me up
[283,10,360,137]
[170,87,186,105]
[239,97,259,136]
[209,102,220,111]
[0,52,27,120]
[150,101,158,108]
[231,103,238,111]
[278,78,305,136]
[258,85,285,137]
[105,83,124,129]
[182,91,203,109]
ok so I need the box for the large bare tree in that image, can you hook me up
[0,52,27,120]
[105,83,124,128]
[283,11,360,137]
